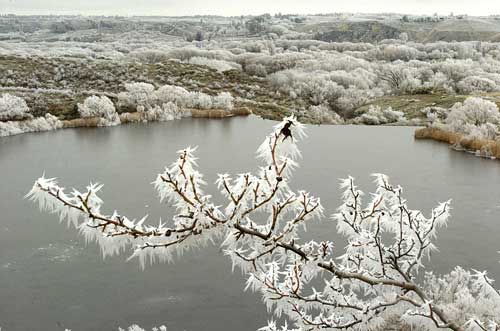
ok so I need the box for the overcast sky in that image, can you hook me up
[0,0,498,16]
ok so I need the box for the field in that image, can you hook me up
[3,13,500,134]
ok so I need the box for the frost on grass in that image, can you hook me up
[28,117,499,331]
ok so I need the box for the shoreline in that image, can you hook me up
[415,127,500,159]
[0,107,253,138]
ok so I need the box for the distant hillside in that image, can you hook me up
[304,16,500,43]
[2,14,500,43]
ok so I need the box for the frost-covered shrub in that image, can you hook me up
[423,72,453,93]
[212,92,234,111]
[354,105,406,125]
[0,94,31,121]
[0,113,62,137]
[421,106,448,123]
[192,92,213,109]
[130,50,169,63]
[153,85,191,108]
[445,97,500,139]
[245,63,268,77]
[457,76,498,94]
[119,83,234,112]
[308,104,344,124]
[377,64,423,94]
[143,102,186,122]
[336,86,376,114]
[77,96,120,126]
[188,57,242,72]
[377,44,423,61]
[466,122,498,140]
[431,59,475,86]
[118,83,156,111]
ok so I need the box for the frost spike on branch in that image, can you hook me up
[27,116,499,331]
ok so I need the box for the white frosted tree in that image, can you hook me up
[27,117,499,331]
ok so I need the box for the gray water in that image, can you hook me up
[0,116,499,331]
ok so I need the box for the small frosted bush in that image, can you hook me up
[308,104,344,124]
[212,92,234,111]
[143,102,185,122]
[0,94,31,121]
[77,96,120,125]
[354,105,406,125]
[118,83,156,111]
[457,76,498,94]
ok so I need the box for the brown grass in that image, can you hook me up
[415,127,500,158]
[190,107,252,118]
[230,107,252,116]
[62,117,102,128]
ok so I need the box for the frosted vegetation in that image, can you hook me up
[0,93,63,137]
[0,84,235,136]
[28,117,500,331]
[353,105,407,125]
[0,93,31,121]
[77,95,121,126]
[118,83,234,112]
[0,113,62,137]
[4,14,500,134]
[444,97,500,140]
[426,96,500,141]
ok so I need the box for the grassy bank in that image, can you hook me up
[415,127,500,158]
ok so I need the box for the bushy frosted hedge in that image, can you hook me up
[0,113,62,137]
[118,83,234,112]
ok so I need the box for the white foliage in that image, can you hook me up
[445,97,500,139]
[354,105,406,125]
[77,95,120,125]
[0,93,31,121]
[0,113,63,137]
[212,92,234,111]
[143,102,186,122]
[457,76,499,94]
[119,83,234,112]
[118,82,156,111]
[188,56,242,72]
[308,104,344,124]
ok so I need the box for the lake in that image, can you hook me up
[0,116,499,331]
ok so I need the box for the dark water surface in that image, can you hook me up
[0,116,499,331]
